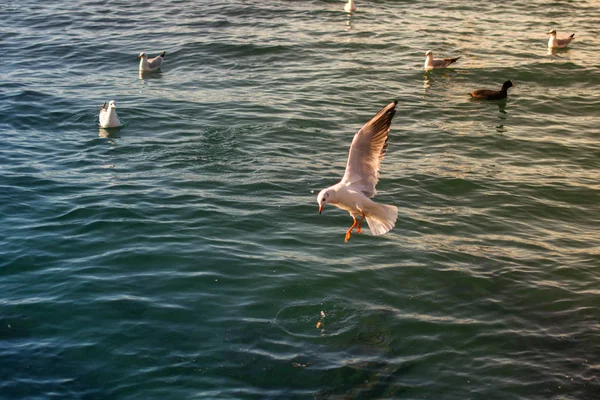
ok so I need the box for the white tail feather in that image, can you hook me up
[366,203,398,236]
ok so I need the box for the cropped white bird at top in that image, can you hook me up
[98,100,122,128]
[138,51,166,72]
[547,30,575,48]
[424,50,461,70]
[344,0,356,13]
[317,101,398,242]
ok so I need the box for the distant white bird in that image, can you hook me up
[547,30,575,48]
[98,100,122,128]
[138,51,166,72]
[344,0,356,13]
[317,101,398,242]
[424,50,460,70]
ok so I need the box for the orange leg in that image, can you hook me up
[356,211,366,234]
[344,216,358,242]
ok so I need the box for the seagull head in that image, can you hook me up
[317,188,333,214]
[547,29,557,36]
[108,100,117,109]
[137,52,147,59]
[424,50,433,57]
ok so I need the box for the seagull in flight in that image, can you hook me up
[317,101,398,242]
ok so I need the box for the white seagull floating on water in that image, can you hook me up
[547,30,575,49]
[98,100,122,128]
[344,0,356,13]
[317,101,398,242]
[424,50,460,70]
[138,51,166,72]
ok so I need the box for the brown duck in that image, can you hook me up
[470,80,514,100]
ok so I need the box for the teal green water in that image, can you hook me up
[1,1,600,399]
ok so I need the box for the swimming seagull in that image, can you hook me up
[317,101,398,242]
[469,80,515,101]
[344,0,356,13]
[138,51,166,72]
[424,50,461,70]
[547,30,575,48]
[98,100,122,128]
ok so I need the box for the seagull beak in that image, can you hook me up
[318,204,324,214]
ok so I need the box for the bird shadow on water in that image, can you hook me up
[275,297,415,398]
[314,361,416,399]
[313,310,416,399]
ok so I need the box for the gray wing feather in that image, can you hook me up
[439,57,460,67]
[340,102,397,197]
[147,55,163,69]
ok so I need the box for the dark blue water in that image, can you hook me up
[1,0,600,399]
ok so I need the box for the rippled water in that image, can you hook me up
[1,0,599,398]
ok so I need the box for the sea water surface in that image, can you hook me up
[1,0,599,399]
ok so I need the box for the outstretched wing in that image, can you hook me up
[340,101,397,197]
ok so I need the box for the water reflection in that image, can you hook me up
[98,127,120,142]
[96,127,119,173]
[423,72,432,91]
[139,70,163,83]
[547,47,571,57]
[497,100,507,115]
[423,69,458,93]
